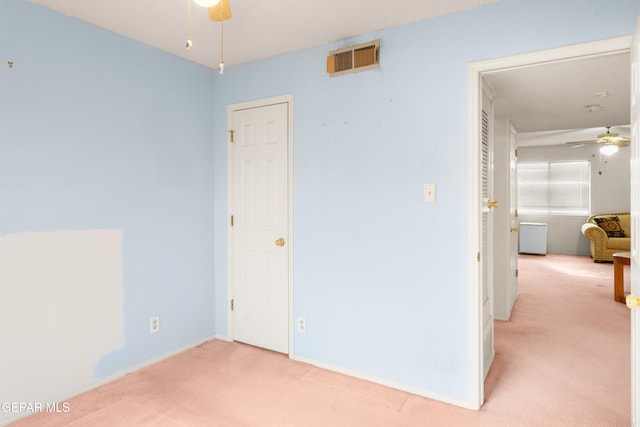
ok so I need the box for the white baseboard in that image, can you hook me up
[214,333,232,342]
[1,338,475,427]
[210,337,470,408]
[290,354,475,410]
[0,334,218,427]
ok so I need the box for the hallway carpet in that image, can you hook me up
[10,254,630,426]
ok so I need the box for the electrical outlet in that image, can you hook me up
[150,316,160,334]
[297,317,306,334]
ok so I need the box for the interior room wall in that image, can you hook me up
[1,1,217,423]
[1,0,638,420]
[0,230,124,413]
[517,141,631,256]
[211,0,639,405]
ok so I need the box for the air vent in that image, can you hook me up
[326,40,380,77]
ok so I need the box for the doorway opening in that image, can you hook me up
[467,36,633,409]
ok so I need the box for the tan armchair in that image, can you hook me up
[581,213,631,262]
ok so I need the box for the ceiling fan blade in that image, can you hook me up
[208,0,232,21]
[613,139,631,147]
[599,135,631,146]
[565,139,598,146]
[564,128,631,149]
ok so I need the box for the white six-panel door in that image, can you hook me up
[229,100,290,354]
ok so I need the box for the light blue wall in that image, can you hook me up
[2,0,639,413]
[0,0,217,408]
[212,0,640,401]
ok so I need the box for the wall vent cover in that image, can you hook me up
[326,40,380,77]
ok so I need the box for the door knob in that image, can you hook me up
[275,238,285,247]
[627,295,640,309]
[510,227,519,232]
[487,200,499,209]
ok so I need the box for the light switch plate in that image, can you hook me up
[424,184,436,204]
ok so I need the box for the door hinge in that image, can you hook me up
[230,215,234,227]
[515,148,518,157]
[515,269,518,278]
[228,130,235,143]
[477,252,481,262]
[230,299,234,311]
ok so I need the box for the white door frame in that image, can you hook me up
[227,94,295,357]
[629,16,640,425]
[466,36,632,410]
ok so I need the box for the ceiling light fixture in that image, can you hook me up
[600,144,618,155]
[185,0,232,74]
[193,0,221,7]
[185,0,222,50]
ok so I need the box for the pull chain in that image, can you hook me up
[186,0,193,49]
[218,5,224,74]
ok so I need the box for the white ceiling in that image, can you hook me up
[27,0,631,140]
[28,0,502,69]
[484,51,631,137]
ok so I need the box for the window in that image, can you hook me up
[517,161,590,215]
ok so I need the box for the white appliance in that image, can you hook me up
[519,222,547,255]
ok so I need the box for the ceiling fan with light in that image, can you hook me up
[186,0,232,74]
[565,126,631,155]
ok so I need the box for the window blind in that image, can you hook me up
[517,161,590,215]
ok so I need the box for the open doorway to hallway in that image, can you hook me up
[467,36,633,409]
[485,50,632,320]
